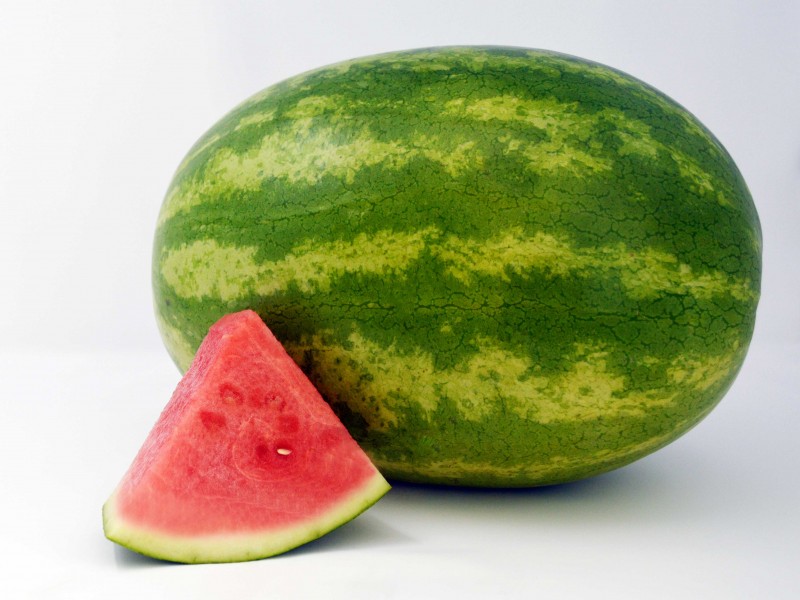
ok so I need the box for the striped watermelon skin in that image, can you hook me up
[153,47,761,487]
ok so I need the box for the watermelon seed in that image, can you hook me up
[276,448,292,456]
[219,382,244,405]
[199,410,227,430]
[254,444,270,461]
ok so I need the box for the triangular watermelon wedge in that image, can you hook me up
[103,310,390,563]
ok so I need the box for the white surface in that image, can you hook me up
[1,1,798,598]
[2,342,798,598]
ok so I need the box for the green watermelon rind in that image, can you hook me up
[152,46,761,487]
[102,473,390,563]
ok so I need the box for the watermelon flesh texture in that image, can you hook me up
[103,310,390,563]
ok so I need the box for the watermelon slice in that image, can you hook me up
[102,310,390,563]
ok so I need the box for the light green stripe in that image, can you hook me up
[284,94,349,119]
[435,227,756,302]
[159,94,729,227]
[159,127,408,226]
[158,123,485,226]
[160,227,756,304]
[445,95,727,194]
[160,228,438,301]
[542,50,723,151]
[445,96,613,174]
[173,109,278,176]
[667,342,742,393]
[289,329,740,427]
[211,126,410,186]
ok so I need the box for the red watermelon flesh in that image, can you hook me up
[103,310,390,563]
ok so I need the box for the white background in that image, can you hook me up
[1,1,798,598]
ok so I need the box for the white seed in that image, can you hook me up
[276,448,292,456]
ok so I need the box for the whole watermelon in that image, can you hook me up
[153,47,761,487]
